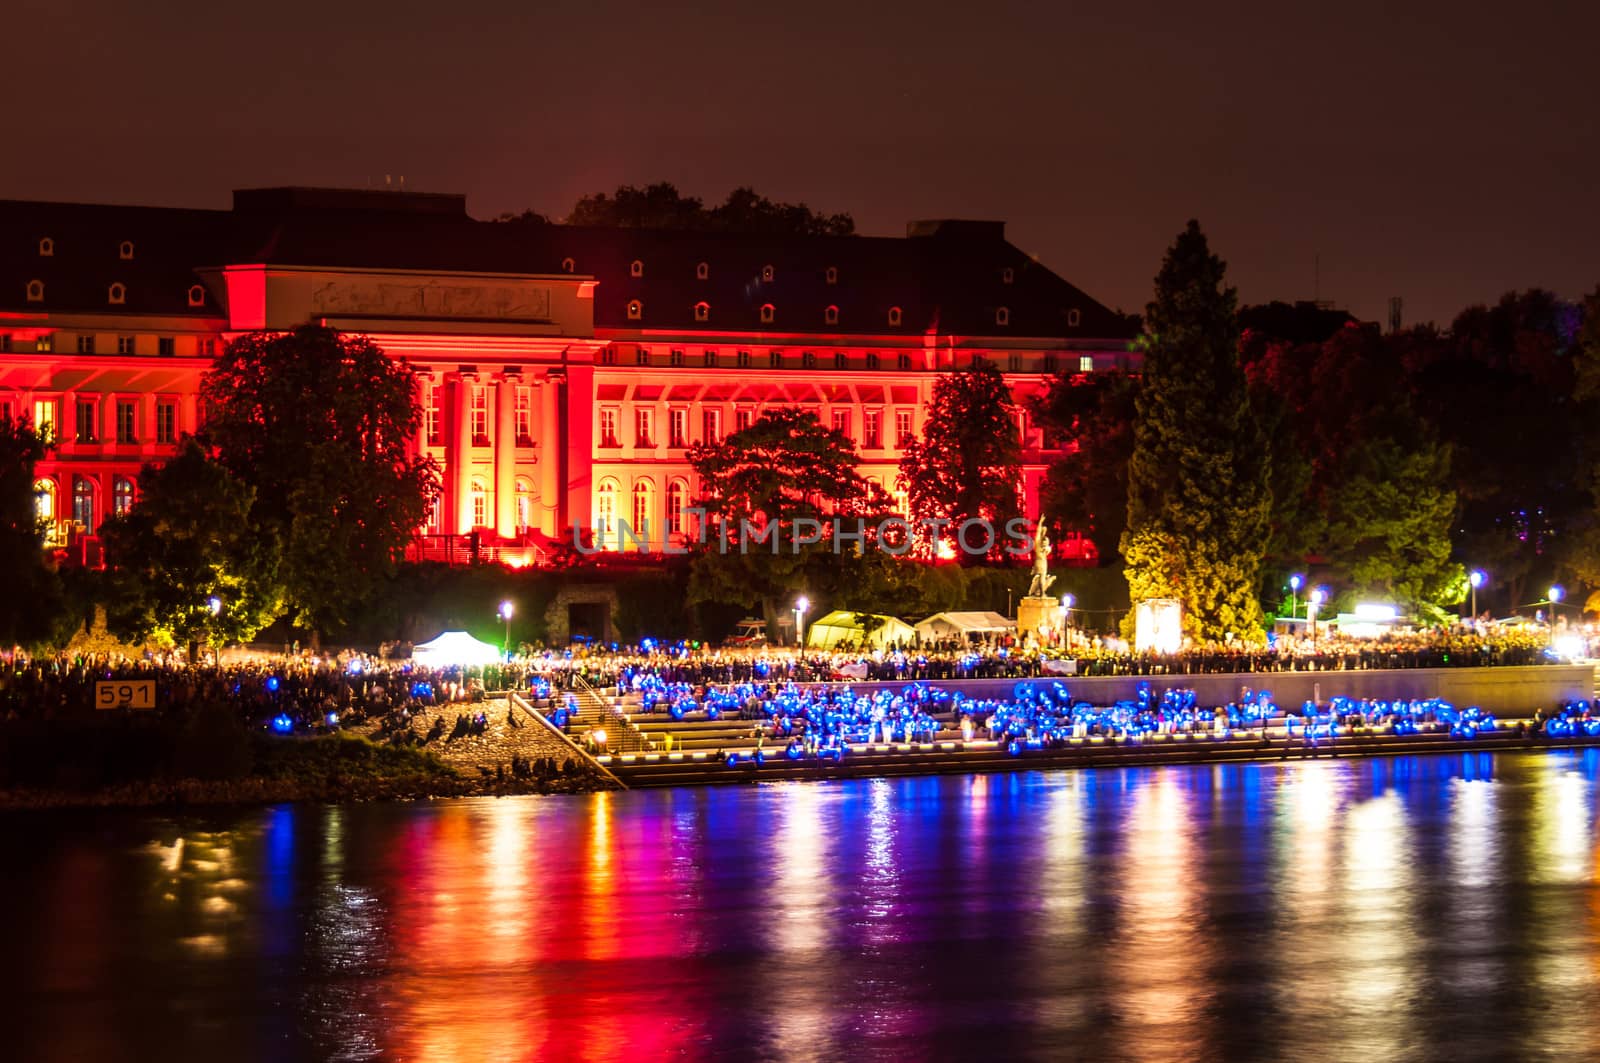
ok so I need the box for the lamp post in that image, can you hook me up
[1549,585,1563,648]
[1060,593,1074,645]
[498,599,515,658]
[1288,573,1303,621]
[1469,569,1485,622]
[795,595,810,649]
[1308,587,1326,648]
[208,596,221,616]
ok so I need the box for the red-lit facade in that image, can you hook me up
[0,188,1137,565]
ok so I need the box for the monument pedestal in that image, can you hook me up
[1017,596,1058,641]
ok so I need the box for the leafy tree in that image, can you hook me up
[898,359,1022,559]
[0,415,65,648]
[687,408,889,635]
[99,440,282,662]
[561,182,855,236]
[1121,221,1271,643]
[200,326,440,642]
[1032,368,1139,564]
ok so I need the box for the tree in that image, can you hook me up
[898,359,1022,559]
[0,415,65,648]
[99,440,282,661]
[200,326,440,641]
[1032,368,1139,564]
[560,182,855,236]
[1121,221,1271,643]
[687,408,889,635]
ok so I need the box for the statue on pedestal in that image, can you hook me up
[1026,521,1054,599]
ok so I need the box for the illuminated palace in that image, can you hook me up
[0,187,1136,564]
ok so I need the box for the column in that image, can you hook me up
[493,375,516,536]
[538,375,560,536]
[449,373,475,534]
[564,361,595,532]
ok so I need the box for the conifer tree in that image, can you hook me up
[1121,221,1270,642]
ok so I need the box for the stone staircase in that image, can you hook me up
[566,681,652,754]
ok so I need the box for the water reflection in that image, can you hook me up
[4,752,1600,1062]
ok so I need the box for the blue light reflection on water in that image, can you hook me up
[1,750,1599,1062]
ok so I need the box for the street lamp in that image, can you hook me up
[1549,585,1563,647]
[208,596,221,616]
[498,599,515,658]
[1468,569,1485,621]
[795,595,810,649]
[1308,587,1326,648]
[1288,573,1303,621]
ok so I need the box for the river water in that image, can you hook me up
[4,751,1599,1062]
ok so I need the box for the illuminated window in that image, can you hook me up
[1002,267,1014,284]
[75,400,97,443]
[72,477,96,533]
[670,348,684,367]
[996,307,1010,327]
[632,480,653,540]
[599,408,619,447]
[896,409,914,447]
[626,300,642,321]
[735,408,754,433]
[694,301,710,322]
[38,238,53,257]
[760,303,775,324]
[515,477,533,531]
[888,306,902,327]
[668,408,688,447]
[596,480,618,539]
[635,407,654,447]
[1079,355,1094,373]
[864,410,881,448]
[157,401,177,444]
[113,477,134,516]
[34,478,58,544]
[630,259,644,278]
[78,335,97,355]
[116,400,137,443]
[667,480,688,536]
[1067,308,1082,328]
[117,335,135,355]
[470,386,489,443]
[119,241,134,260]
[470,480,487,528]
[561,257,575,273]
[831,410,850,438]
[696,262,709,280]
[188,284,206,307]
[514,386,532,443]
[424,381,441,444]
[33,399,57,441]
[108,283,126,305]
[26,280,43,302]
[702,408,721,443]
[825,266,838,285]
[737,350,751,368]
[426,496,441,533]
[825,305,838,325]
[36,334,52,352]
[761,264,775,282]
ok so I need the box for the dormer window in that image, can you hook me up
[38,238,54,258]
[760,303,775,325]
[1067,308,1082,328]
[1002,267,1014,284]
[119,241,135,261]
[108,283,126,305]
[825,266,838,285]
[996,307,1010,327]
[187,284,206,307]
[761,264,775,283]
[561,257,576,273]
[630,259,644,278]
[825,305,839,326]
[694,301,710,323]
[696,262,709,280]
[626,299,643,321]
[26,279,44,302]
[887,306,903,327]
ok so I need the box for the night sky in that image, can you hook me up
[12,0,1598,326]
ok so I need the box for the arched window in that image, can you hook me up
[996,307,1010,327]
[1002,267,1014,284]
[626,299,642,321]
[596,479,618,542]
[470,479,488,529]
[514,477,533,532]
[667,480,689,537]
[825,266,838,285]
[631,480,654,543]
[1067,308,1082,328]
[26,280,43,302]
[888,306,903,327]
[629,259,644,278]
[34,479,58,545]
[824,305,839,326]
[561,257,576,273]
[119,241,135,260]
[113,476,135,516]
[108,282,126,305]
[38,238,53,257]
[760,303,775,324]
[696,261,709,280]
[761,264,775,283]
[694,301,710,322]
[72,477,97,534]
[187,284,206,307]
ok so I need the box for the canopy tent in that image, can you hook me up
[914,611,1016,641]
[412,630,502,667]
[804,611,916,651]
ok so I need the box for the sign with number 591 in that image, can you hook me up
[96,680,156,710]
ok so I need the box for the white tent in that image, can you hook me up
[412,630,502,667]
[805,611,916,650]
[914,611,1016,641]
